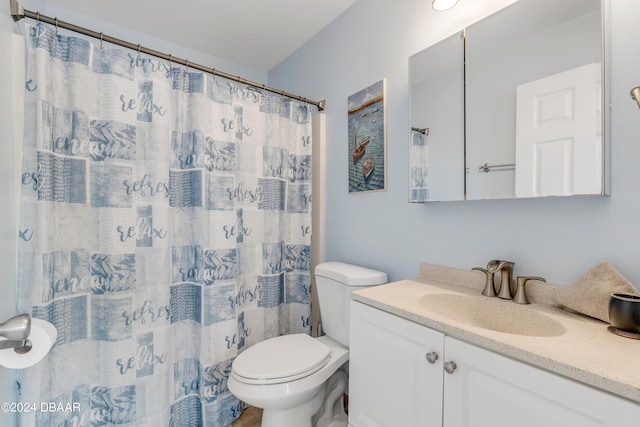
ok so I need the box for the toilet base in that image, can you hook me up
[259,370,348,427]
[313,370,348,427]
[260,385,325,427]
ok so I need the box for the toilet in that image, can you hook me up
[228,261,387,427]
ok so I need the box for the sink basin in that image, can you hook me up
[419,293,566,337]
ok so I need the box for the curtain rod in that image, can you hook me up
[9,0,325,111]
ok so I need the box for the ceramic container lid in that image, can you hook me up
[315,262,387,287]
[232,334,331,384]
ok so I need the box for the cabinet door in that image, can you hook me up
[349,302,445,427]
[443,337,640,427]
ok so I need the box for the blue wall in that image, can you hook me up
[269,0,640,287]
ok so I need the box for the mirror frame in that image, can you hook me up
[408,0,610,202]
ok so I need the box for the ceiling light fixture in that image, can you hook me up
[631,86,640,109]
[432,0,458,12]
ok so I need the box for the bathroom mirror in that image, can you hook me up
[409,32,464,202]
[409,0,608,202]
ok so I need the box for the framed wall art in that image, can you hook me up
[348,79,387,193]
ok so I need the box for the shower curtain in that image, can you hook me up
[409,129,428,203]
[17,22,313,427]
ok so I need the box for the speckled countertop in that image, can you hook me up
[351,263,640,405]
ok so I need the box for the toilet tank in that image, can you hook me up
[314,262,387,346]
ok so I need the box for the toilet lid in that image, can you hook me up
[232,334,331,385]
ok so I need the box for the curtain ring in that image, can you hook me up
[137,44,141,60]
[54,17,59,36]
[99,32,104,49]
[168,54,173,68]
[185,60,189,73]
[34,12,42,38]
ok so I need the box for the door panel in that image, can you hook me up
[515,62,601,197]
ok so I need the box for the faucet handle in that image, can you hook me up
[487,259,515,271]
[472,267,497,297]
[486,259,502,272]
[513,276,546,304]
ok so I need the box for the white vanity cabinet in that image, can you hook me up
[349,301,640,427]
[443,336,639,427]
[349,300,445,427]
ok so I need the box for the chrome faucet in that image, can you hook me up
[473,260,546,305]
[487,260,515,300]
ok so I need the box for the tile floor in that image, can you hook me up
[230,395,347,426]
[231,406,262,427]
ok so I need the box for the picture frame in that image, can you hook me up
[348,79,387,193]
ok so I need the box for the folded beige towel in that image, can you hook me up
[556,261,640,323]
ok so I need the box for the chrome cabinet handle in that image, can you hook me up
[444,361,457,374]
[426,352,439,364]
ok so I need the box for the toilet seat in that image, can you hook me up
[232,334,331,385]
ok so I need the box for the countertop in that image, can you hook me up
[351,263,640,404]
